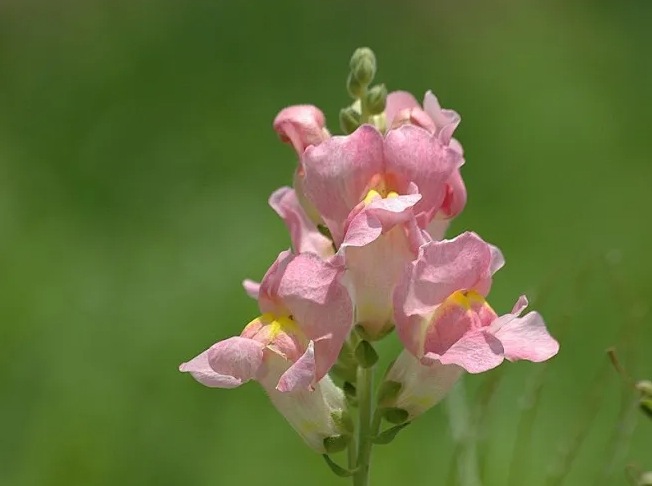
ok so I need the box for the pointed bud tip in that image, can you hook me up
[349,47,377,86]
[365,84,388,115]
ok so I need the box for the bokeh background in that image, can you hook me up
[2,1,652,485]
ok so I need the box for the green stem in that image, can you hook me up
[353,364,375,486]
[347,435,357,471]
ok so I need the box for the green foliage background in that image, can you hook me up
[1,1,651,485]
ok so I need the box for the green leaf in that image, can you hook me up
[322,455,356,478]
[371,422,410,445]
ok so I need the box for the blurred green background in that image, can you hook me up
[2,1,652,485]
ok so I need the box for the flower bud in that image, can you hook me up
[347,72,364,99]
[339,107,361,134]
[365,84,388,115]
[639,472,652,486]
[636,380,652,397]
[349,47,376,86]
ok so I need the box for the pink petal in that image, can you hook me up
[391,107,438,132]
[269,187,334,257]
[277,253,354,383]
[405,232,494,313]
[273,105,329,156]
[422,91,461,145]
[242,279,260,300]
[422,298,480,356]
[179,337,265,389]
[340,192,421,249]
[511,295,529,315]
[489,244,506,275]
[179,349,242,388]
[302,125,385,245]
[384,125,462,224]
[429,330,504,373]
[493,311,559,363]
[277,341,316,392]
[438,169,467,220]
[206,336,266,383]
[343,224,416,339]
[385,91,420,128]
[257,251,293,315]
[425,217,451,241]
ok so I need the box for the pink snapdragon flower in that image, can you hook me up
[385,90,467,239]
[384,232,559,418]
[180,251,354,451]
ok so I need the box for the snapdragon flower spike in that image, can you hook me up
[179,251,354,452]
[393,232,559,373]
[385,90,467,240]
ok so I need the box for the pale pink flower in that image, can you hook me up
[393,232,559,374]
[182,250,353,392]
[180,251,354,451]
[302,124,461,245]
[386,90,467,239]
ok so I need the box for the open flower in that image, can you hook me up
[393,231,559,373]
[180,251,354,451]
[385,90,467,239]
[382,232,559,419]
[302,124,462,245]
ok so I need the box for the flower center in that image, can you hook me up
[363,188,399,206]
[266,314,300,339]
[445,290,497,327]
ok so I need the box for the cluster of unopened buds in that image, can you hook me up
[180,47,560,484]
